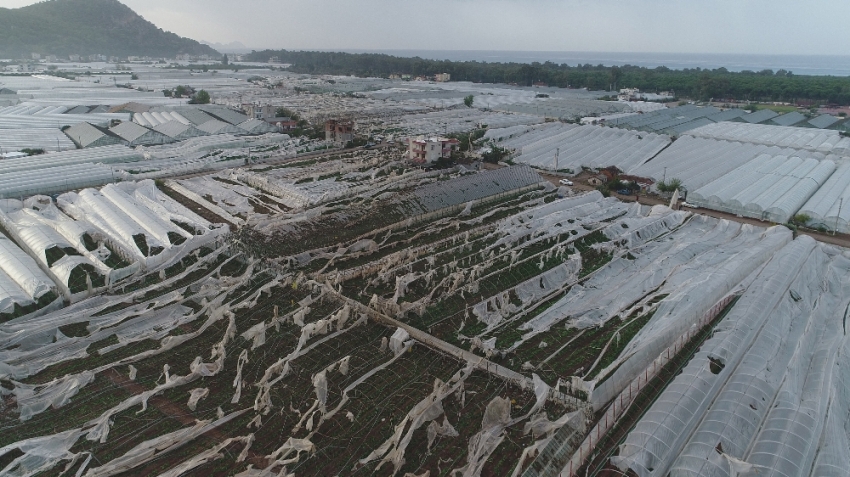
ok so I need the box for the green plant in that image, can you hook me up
[189,89,210,104]
[791,213,811,226]
[464,94,474,108]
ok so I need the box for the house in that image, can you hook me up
[618,88,641,101]
[241,103,276,120]
[434,73,451,82]
[325,120,354,143]
[588,175,608,186]
[407,136,460,164]
[265,117,298,131]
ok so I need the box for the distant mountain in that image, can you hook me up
[0,0,219,59]
[202,40,252,54]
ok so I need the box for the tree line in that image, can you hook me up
[246,50,850,105]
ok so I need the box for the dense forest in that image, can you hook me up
[247,50,850,105]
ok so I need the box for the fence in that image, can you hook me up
[555,292,739,477]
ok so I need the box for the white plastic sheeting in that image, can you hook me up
[0,235,56,303]
[613,237,850,477]
[630,136,774,189]
[57,180,225,269]
[504,124,670,173]
[688,154,837,222]
[798,162,850,233]
[686,121,850,155]
[0,163,120,199]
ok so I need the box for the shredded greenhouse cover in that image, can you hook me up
[4,154,850,477]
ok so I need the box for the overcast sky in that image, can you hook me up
[6,0,850,55]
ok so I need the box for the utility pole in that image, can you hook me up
[836,197,843,236]
[554,147,559,171]
[663,167,667,184]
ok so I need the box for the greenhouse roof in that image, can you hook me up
[739,109,778,123]
[770,111,807,126]
[808,114,841,129]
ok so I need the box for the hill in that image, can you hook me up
[0,0,219,59]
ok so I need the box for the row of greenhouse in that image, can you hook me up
[630,134,850,231]
[0,180,226,319]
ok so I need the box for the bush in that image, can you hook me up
[791,213,811,226]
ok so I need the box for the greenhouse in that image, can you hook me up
[152,120,209,141]
[0,163,118,199]
[688,155,837,223]
[56,181,225,269]
[507,124,670,172]
[613,237,850,477]
[0,128,76,152]
[197,119,247,135]
[686,121,850,155]
[0,234,57,305]
[109,121,174,147]
[798,162,850,233]
[237,118,280,135]
[63,122,123,148]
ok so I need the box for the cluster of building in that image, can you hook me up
[388,72,451,82]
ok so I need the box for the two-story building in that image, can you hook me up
[407,136,460,165]
[241,103,276,120]
[325,120,354,143]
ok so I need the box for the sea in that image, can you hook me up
[324,50,850,77]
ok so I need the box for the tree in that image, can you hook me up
[609,66,623,91]
[656,178,682,193]
[174,85,189,97]
[791,213,811,226]
[276,107,300,120]
[222,54,229,65]
[481,145,509,164]
[464,95,474,108]
[190,89,211,104]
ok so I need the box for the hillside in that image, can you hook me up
[0,0,219,59]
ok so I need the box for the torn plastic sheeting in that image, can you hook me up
[232,349,249,404]
[155,435,254,477]
[186,388,209,411]
[360,366,472,474]
[389,327,410,356]
[313,370,328,412]
[264,437,315,469]
[451,374,549,477]
[131,179,214,234]
[13,371,95,421]
[590,223,793,409]
[241,321,266,349]
[0,428,86,477]
[83,409,248,477]
[472,256,581,330]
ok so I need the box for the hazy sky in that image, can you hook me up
[6,0,850,55]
